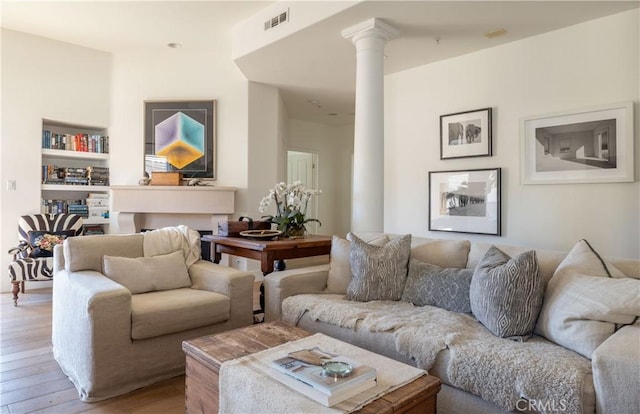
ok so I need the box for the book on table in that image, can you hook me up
[270,348,377,407]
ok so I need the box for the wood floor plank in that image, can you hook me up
[0,289,187,414]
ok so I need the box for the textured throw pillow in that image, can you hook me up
[535,239,640,359]
[470,246,543,339]
[345,234,411,302]
[102,250,191,294]
[326,234,389,294]
[402,258,473,313]
[28,230,75,258]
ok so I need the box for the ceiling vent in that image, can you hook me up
[264,9,289,31]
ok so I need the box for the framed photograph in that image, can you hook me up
[428,168,501,236]
[440,107,492,159]
[144,100,217,180]
[521,102,633,184]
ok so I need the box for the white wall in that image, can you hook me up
[288,119,353,237]
[0,29,111,293]
[109,46,251,229]
[385,10,640,258]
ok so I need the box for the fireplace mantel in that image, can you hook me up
[110,185,236,234]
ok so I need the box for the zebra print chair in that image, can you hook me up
[8,214,83,306]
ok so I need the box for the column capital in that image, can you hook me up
[342,18,399,43]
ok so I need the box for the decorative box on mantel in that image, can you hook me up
[110,185,236,234]
[150,172,183,186]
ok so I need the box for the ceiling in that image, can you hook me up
[2,1,638,126]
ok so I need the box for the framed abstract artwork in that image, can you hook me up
[440,107,492,159]
[428,168,501,236]
[144,100,217,179]
[521,102,633,184]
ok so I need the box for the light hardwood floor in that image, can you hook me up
[0,288,185,414]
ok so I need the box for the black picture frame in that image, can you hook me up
[144,100,217,180]
[440,107,492,160]
[428,168,501,236]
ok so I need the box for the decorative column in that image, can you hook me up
[342,19,398,233]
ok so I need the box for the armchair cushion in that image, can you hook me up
[103,250,191,294]
[28,230,76,257]
[65,234,144,272]
[131,288,230,339]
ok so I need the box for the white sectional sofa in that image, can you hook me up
[265,233,640,414]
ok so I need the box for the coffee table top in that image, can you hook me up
[182,321,441,414]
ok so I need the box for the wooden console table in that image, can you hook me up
[202,234,332,275]
[202,235,332,314]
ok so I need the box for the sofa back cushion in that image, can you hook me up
[410,239,470,269]
[346,234,411,302]
[535,239,640,359]
[64,234,144,272]
[102,250,191,294]
[470,246,543,340]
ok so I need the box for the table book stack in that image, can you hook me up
[270,352,377,407]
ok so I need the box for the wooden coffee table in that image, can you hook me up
[182,321,441,414]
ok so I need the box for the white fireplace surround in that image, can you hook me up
[110,185,236,234]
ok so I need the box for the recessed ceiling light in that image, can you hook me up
[307,99,322,108]
[167,42,183,48]
[484,29,507,39]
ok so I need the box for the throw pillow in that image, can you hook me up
[401,258,473,313]
[102,250,191,294]
[326,233,389,294]
[470,246,543,340]
[535,239,640,359]
[345,233,411,302]
[28,230,76,258]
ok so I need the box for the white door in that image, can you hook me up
[287,151,319,234]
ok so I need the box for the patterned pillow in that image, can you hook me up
[28,230,76,258]
[326,234,389,294]
[346,234,411,302]
[402,258,473,313]
[470,246,543,340]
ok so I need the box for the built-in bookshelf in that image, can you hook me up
[41,119,111,232]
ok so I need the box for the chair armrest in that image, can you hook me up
[264,264,329,322]
[189,260,254,326]
[52,268,132,394]
[592,324,640,413]
[53,244,65,273]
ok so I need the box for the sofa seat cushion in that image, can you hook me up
[131,288,230,340]
[283,294,592,413]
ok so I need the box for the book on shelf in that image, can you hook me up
[42,130,109,154]
[270,349,377,407]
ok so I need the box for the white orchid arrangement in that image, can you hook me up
[259,181,321,236]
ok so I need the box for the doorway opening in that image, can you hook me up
[287,150,319,234]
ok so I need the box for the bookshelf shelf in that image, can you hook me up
[42,148,109,161]
[41,119,111,234]
[42,184,110,192]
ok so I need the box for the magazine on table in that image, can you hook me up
[270,347,377,406]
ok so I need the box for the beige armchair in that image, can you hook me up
[52,226,254,402]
